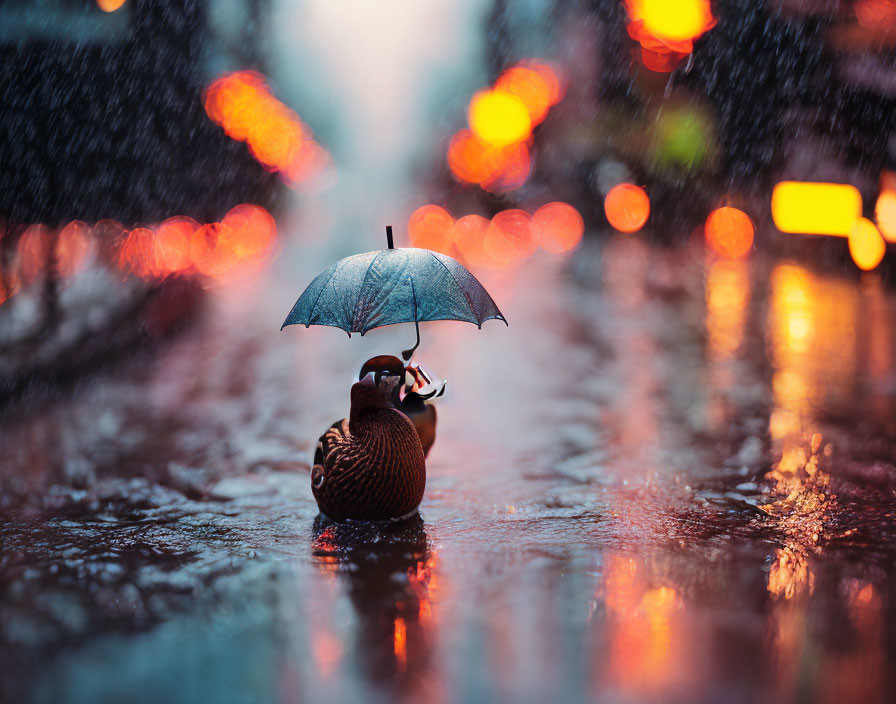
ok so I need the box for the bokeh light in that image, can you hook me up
[190,223,241,277]
[468,89,532,147]
[494,62,563,127]
[204,71,326,186]
[771,182,862,236]
[626,0,715,43]
[56,221,94,278]
[109,206,277,281]
[848,218,886,271]
[855,0,896,29]
[96,0,127,12]
[625,0,714,71]
[154,217,198,274]
[534,202,585,253]
[446,131,531,193]
[222,204,277,260]
[484,209,537,266]
[119,228,159,279]
[649,105,715,173]
[605,184,650,233]
[705,207,754,259]
[874,190,896,243]
[408,205,455,253]
[16,225,51,285]
[448,214,492,269]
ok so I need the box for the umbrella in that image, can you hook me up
[281,226,506,359]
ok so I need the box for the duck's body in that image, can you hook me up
[312,372,426,521]
[399,394,437,457]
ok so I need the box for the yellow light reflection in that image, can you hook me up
[601,554,690,697]
[706,258,749,360]
[767,264,857,441]
[771,182,863,236]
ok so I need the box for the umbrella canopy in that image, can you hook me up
[281,229,506,358]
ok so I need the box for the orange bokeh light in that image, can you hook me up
[204,71,326,185]
[484,209,537,266]
[96,0,126,12]
[408,205,455,254]
[17,225,51,285]
[875,190,896,243]
[848,217,886,271]
[446,130,531,193]
[625,0,714,72]
[190,222,243,277]
[494,61,563,126]
[449,214,493,269]
[222,204,277,259]
[154,217,198,274]
[604,184,650,233]
[534,202,585,253]
[56,220,94,277]
[119,228,159,279]
[625,0,715,43]
[705,207,754,259]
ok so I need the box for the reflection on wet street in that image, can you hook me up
[2,237,895,703]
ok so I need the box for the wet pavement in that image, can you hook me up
[2,235,896,704]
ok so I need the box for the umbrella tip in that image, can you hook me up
[386,225,394,249]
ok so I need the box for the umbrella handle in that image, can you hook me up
[401,318,420,362]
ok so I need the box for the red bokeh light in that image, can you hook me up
[605,184,650,233]
[534,202,585,253]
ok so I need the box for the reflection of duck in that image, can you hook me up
[359,355,445,457]
[311,515,434,696]
[312,367,425,521]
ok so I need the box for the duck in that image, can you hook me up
[358,355,445,457]
[311,366,426,521]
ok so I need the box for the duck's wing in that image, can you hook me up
[314,418,350,466]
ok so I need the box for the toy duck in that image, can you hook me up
[311,366,426,521]
[358,355,446,457]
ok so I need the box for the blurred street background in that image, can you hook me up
[2,1,896,703]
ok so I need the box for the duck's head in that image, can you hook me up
[357,355,405,407]
[359,355,405,382]
[351,368,404,411]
